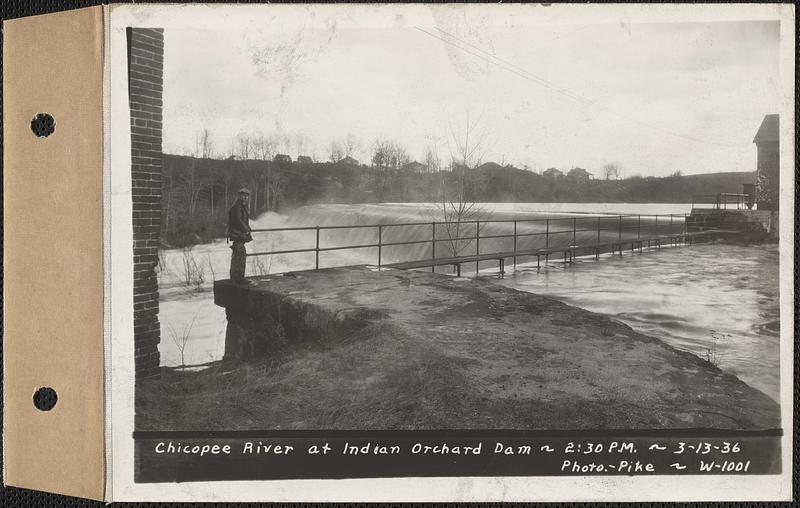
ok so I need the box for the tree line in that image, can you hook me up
[158,151,754,247]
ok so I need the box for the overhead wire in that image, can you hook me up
[419,26,739,149]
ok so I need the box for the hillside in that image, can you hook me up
[159,153,755,246]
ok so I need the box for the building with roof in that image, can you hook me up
[274,154,292,165]
[338,156,360,166]
[401,161,427,173]
[297,155,313,164]
[566,167,593,182]
[753,114,779,211]
[542,168,563,178]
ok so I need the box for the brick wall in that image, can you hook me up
[755,142,779,212]
[127,28,164,379]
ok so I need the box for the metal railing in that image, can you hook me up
[246,213,728,274]
[691,193,750,210]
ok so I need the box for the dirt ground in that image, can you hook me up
[137,267,780,431]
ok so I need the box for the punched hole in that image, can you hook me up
[30,113,56,138]
[33,387,58,411]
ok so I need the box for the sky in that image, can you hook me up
[161,9,780,177]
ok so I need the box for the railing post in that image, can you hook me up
[618,215,622,242]
[573,217,577,247]
[637,215,641,241]
[378,224,383,268]
[545,218,550,262]
[670,214,674,236]
[475,220,480,274]
[315,226,320,270]
[597,216,601,244]
[655,215,659,236]
[513,220,517,268]
[545,218,550,249]
[430,222,435,272]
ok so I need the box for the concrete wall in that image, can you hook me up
[127,28,164,379]
[741,209,779,238]
[756,141,779,211]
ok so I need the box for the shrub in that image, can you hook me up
[181,247,205,291]
[704,330,731,367]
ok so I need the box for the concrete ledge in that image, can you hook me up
[200,266,781,430]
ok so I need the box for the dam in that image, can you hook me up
[140,202,780,430]
[212,265,779,430]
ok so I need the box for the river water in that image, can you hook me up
[156,203,780,401]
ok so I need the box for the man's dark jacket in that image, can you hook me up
[227,200,252,243]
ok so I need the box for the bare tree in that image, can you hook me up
[371,139,409,169]
[180,157,208,219]
[196,128,214,159]
[436,112,489,260]
[252,135,279,211]
[236,134,263,213]
[371,140,388,168]
[190,129,217,218]
[219,168,234,213]
[268,171,288,210]
[253,135,277,161]
[168,314,197,390]
[343,133,359,158]
[388,143,410,169]
[370,139,410,198]
[162,168,177,233]
[328,141,344,163]
[292,133,306,158]
[248,171,261,215]
[602,163,622,180]
[278,133,293,155]
[208,172,216,219]
[180,247,205,290]
[436,164,486,259]
[251,136,278,214]
[205,252,217,282]
[236,133,254,160]
[424,145,442,173]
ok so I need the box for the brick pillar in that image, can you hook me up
[127,28,164,379]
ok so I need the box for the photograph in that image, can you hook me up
[114,3,791,494]
[1,2,792,503]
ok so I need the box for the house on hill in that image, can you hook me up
[274,154,292,165]
[542,168,564,178]
[753,114,779,211]
[297,155,313,164]
[478,162,505,172]
[567,167,593,182]
[401,161,427,173]
[338,156,360,166]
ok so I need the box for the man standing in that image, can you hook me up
[227,188,253,285]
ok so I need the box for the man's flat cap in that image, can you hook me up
[238,188,251,195]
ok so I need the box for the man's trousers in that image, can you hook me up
[230,242,247,282]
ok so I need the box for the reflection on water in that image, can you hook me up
[157,203,780,402]
[497,243,780,401]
